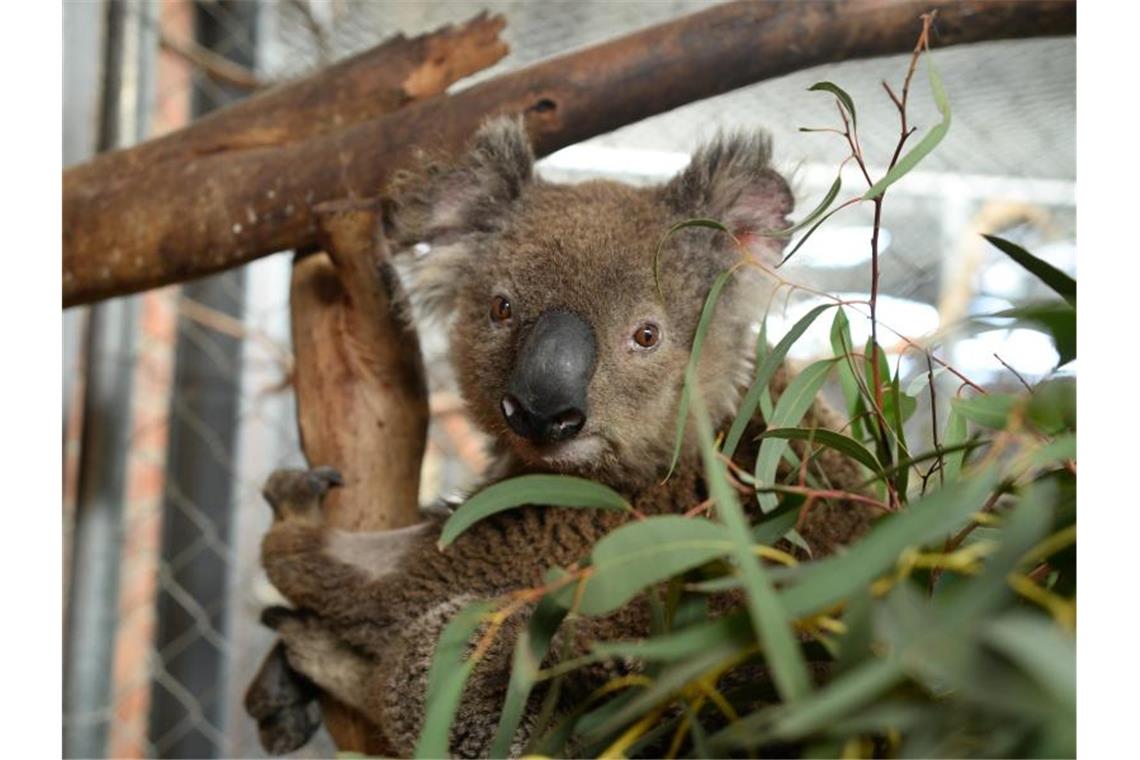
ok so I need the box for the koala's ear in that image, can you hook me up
[390,116,534,319]
[662,132,793,264]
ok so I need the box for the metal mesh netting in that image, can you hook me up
[62,2,1075,758]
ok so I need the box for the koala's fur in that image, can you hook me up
[250,118,872,757]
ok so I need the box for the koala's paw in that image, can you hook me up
[244,641,322,755]
[261,466,343,523]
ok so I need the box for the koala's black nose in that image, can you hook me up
[502,310,595,443]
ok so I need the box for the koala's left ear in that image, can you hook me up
[389,116,534,319]
[662,132,794,264]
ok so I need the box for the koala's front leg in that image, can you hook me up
[260,467,434,649]
[261,606,378,717]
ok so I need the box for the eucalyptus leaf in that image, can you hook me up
[583,641,742,741]
[438,475,630,548]
[576,516,734,616]
[983,613,1075,710]
[830,308,869,444]
[782,467,1000,617]
[983,234,1076,307]
[591,612,752,662]
[758,427,883,477]
[724,304,836,458]
[809,81,858,131]
[760,173,843,239]
[1027,378,1076,435]
[990,302,1076,366]
[754,360,836,512]
[951,394,1019,431]
[414,599,496,759]
[695,385,812,702]
[863,52,951,200]
[489,597,568,758]
[942,407,970,483]
[665,268,735,478]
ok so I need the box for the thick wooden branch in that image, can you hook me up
[289,200,428,752]
[63,0,1074,307]
[86,12,507,173]
[290,200,428,532]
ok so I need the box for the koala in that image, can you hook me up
[245,117,873,757]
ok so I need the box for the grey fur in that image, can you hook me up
[253,118,872,757]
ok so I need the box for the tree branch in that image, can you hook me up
[288,200,428,752]
[63,0,1074,307]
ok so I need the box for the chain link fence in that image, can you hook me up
[62,2,1075,757]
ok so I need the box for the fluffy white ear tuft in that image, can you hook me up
[662,132,794,264]
[388,116,534,321]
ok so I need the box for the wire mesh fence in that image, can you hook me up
[62,2,1075,757]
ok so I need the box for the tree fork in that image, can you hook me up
[275,199,428,753]
[63,0,1074,307]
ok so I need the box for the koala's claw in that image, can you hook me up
[309,465,345,489]
[262,466,343,521]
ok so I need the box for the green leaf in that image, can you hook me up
[942,480,1052,624]
[583,640,743,741]
[781,467,1000,618]
[1027,378,1076,435]
[753,497,805,545]
[778,203,856,268]
[1029,432,1076,469]
[992,302,1076,366]
[575,516,734,616]
[591,612,752,662]
[664,268,735,479]
[862,338,896,468]
[830,308,869,444]
[983,613,1075,710]
[724,304,837,458]
[754,360,837,513]
[685,701,713,758]
[809,81,858,131]
[760,173,843,239]
[857,440,985,491]
[832,590,873,677]
[951,394,1019,431]
[863,51,951,200]
[983,234,1076,307]
[694,384,813,702]
[414,599,496,759]
[708,658,904,751]
[521,653,578,758]
[438,475,629,548]
[905,365,948,397]
[489,597,568,758]
[941,407,970,483]
[886,371,913,497]
[758,427,883,478]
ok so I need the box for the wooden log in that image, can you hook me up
[288,199,428,752]
[291,199,428,531]
[63,0,1075,307]
[84,12,507,173]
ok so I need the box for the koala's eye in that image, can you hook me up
[490,295,512,323]
[632,322,661,349]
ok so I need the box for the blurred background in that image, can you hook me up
[61,1,1075,757]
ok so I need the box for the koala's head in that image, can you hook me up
[391,118,793,489]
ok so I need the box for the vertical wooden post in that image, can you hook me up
[288,198,429,752]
